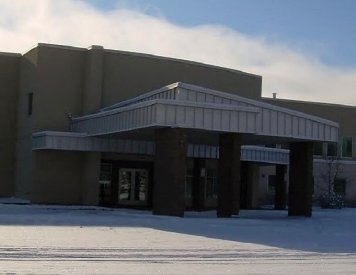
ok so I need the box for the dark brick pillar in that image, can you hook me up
[240,162,248,209]
[242,162,260,209]
[192,158,206,211]
[153,128,187,217]
[275,164,287,210]
[217,133,241,217]
[288,142,313,217]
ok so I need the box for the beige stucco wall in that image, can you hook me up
[81,152,101,205]
[32,151,100,205]
[13,43,262,205]
[32,151,82,204]
[101,50,262,107]
[11,43,356,207]
[34,46,86,131]
[14,47,38,198]
[0,53,20,197]
[15,46,87,200]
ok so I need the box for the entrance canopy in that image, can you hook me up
[33,82,338,165]
[32,82,338,218]
[71,82,338,143]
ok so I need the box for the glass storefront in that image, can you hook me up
[118,168,148,205]
[99,159,218,209]
[99,160,152,208]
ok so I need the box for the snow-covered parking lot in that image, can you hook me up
[0,202,355,274]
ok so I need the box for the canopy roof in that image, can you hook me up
[71,82,338,143]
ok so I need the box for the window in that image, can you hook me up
[327,143,338,157]
[341,137,353,158]
[313,142,324,156]
[27,93,33,116]
[118,169,148,203]
[334,178,346,195]
[205,168,218,199]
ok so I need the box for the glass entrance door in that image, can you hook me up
[118,168,148,206]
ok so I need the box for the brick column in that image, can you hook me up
[217,133,241,217]
[192,158,206,211]
[245,163,260,209]
[153,128,187,217]
[240,162,248,209]
[274,164,287,210]
[288,142,313,217]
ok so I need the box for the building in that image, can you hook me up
[261,98,356,205]
[0,43,347,218]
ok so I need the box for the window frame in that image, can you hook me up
[341,136,353,158]
[205,168,218,200]
[313,142,324,156]
[326,142,338,157]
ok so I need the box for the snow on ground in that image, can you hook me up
[0,203,355,274]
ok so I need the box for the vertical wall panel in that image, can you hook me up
[204,109,213,129]
[239,111,247,132]
[247,113,256,133]
[312,122,318,138]
[206,94,214,103]
[325,126,331,141]
[299,118,306,137]
[222,110,230,131]
[277,113,285,136]
[177,88,188,100]
[155,104,165,125]
[196,108,204,128]
[213,109,221,130]
[129,110,134,129]
[262,109,270,134]
[230,111,238,132]
[186,107,195,127]
[176,106,185,125]
[222,98,230,104]
[188,90,196,101]
[306,120,312,138]
[197,92,205,102]
[213,96,221,104]
[148,106,153,125]
[270,111,278,134]
[292,117,299,136]
[166,105,176,125]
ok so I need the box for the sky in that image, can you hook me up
[1,0,355,105]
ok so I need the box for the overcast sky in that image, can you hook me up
[1,0,355,105]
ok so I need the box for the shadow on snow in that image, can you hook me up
[0,203,355,254]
